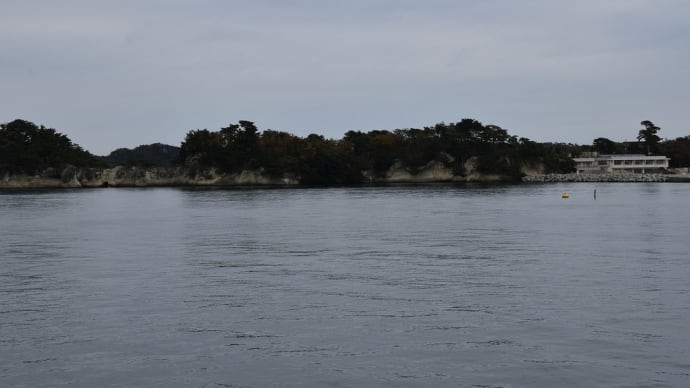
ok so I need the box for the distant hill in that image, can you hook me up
[101,143,180,167]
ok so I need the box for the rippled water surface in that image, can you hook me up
[1,184,689,387]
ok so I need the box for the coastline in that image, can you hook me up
[0,166,299,189]
[0,160,513,189]
[521,173,672,183]
[2,166,688,189]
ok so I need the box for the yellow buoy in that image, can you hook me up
[562,192,570,199]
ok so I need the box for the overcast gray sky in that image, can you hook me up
[2,0,689,155]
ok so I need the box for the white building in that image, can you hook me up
[574,152,669,174]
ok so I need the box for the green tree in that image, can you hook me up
[637,120,661,154]
[395,127,439,170]
[179,121,261,172]
[0,119,100,173]
[217,120,260,170]
[258,130,301,176]
[297,134,360,185]
[592,137,618,154]
[178,129,222,166]
[659,136,690,168]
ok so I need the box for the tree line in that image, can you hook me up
[177,118,575,184]
[4,118,688,182]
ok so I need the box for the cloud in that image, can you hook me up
[1,0,689,154]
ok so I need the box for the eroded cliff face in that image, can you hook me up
[0,166,299,188]
[1,157,536,189]
[374,160,456,183]
[367,157,526,183]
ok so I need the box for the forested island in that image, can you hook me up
[1,118,689,188]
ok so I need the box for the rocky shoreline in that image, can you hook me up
[3,165,688,189]
[522,173,670,183]
[0,166,299,189]
[0,158,514,189]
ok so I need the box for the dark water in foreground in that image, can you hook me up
[1,183,689,387]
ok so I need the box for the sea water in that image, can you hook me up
[1,183,689,387]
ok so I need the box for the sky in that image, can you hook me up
[2,0,689,155]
